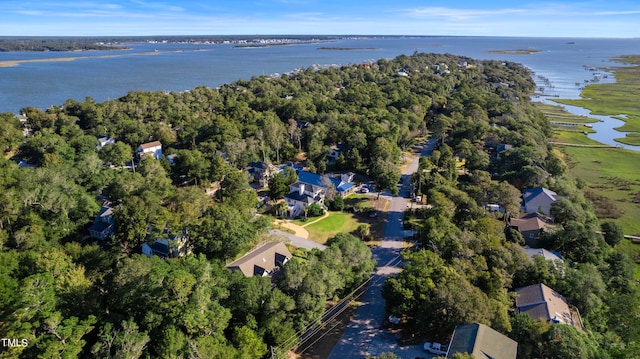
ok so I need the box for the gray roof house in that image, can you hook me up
[246,161,280,187]
[89,204,115,241]
[447,323,518,359]
[523,248,563,263]
[141,229,190,259]
[515,283,577,327]
[226,242,292,277]
[522,187,563,215]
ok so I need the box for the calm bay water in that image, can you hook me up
[1,36,639,149]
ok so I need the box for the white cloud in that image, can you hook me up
[129,0,185,12]
[399,3,640,21]
[402,7,526,20]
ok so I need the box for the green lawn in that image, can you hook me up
[304,212,362,244]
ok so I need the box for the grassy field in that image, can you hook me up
[542,97,640,278]
[551,131,603,145]
[554,56,640,135]
[560,146,640,234]
[304,212,363,244]
[558,145,640,279]
[616,133,640,146]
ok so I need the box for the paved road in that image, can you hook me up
[328,138,437,359]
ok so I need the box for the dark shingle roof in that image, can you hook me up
[515,283,574,326]
[285,192,315,204]
[447,323,518,359]
[226,242,292,277]
[89,221,112,234]
[509,212,554,232]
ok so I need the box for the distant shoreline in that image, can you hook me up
[0,51,159,68]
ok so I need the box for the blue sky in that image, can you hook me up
[1,0,639,37]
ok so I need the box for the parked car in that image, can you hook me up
[424,342,448,355]
[360,187,369,193]
[414,195,422,203]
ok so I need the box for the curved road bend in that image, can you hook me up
[328,138,437,359]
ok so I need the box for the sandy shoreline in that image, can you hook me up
[0,51,160,68]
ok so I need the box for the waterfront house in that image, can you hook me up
[509,212,555,247]
[515,283,578,327]
[522,187,563,215]
[523,248,563,263]
[15,113,28,124]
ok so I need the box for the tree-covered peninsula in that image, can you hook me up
[0,37,125,52]
[0,52,637,358]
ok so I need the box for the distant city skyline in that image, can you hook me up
[1,0,639,38]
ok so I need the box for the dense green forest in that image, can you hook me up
[0,52,638,358]
[0,37,123,52]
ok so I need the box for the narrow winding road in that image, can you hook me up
[327,138,437,359]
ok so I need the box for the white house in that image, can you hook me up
[15,113,28,124]
[97,135,116,149]
[284,171,355,217]
[136,141,163,160]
